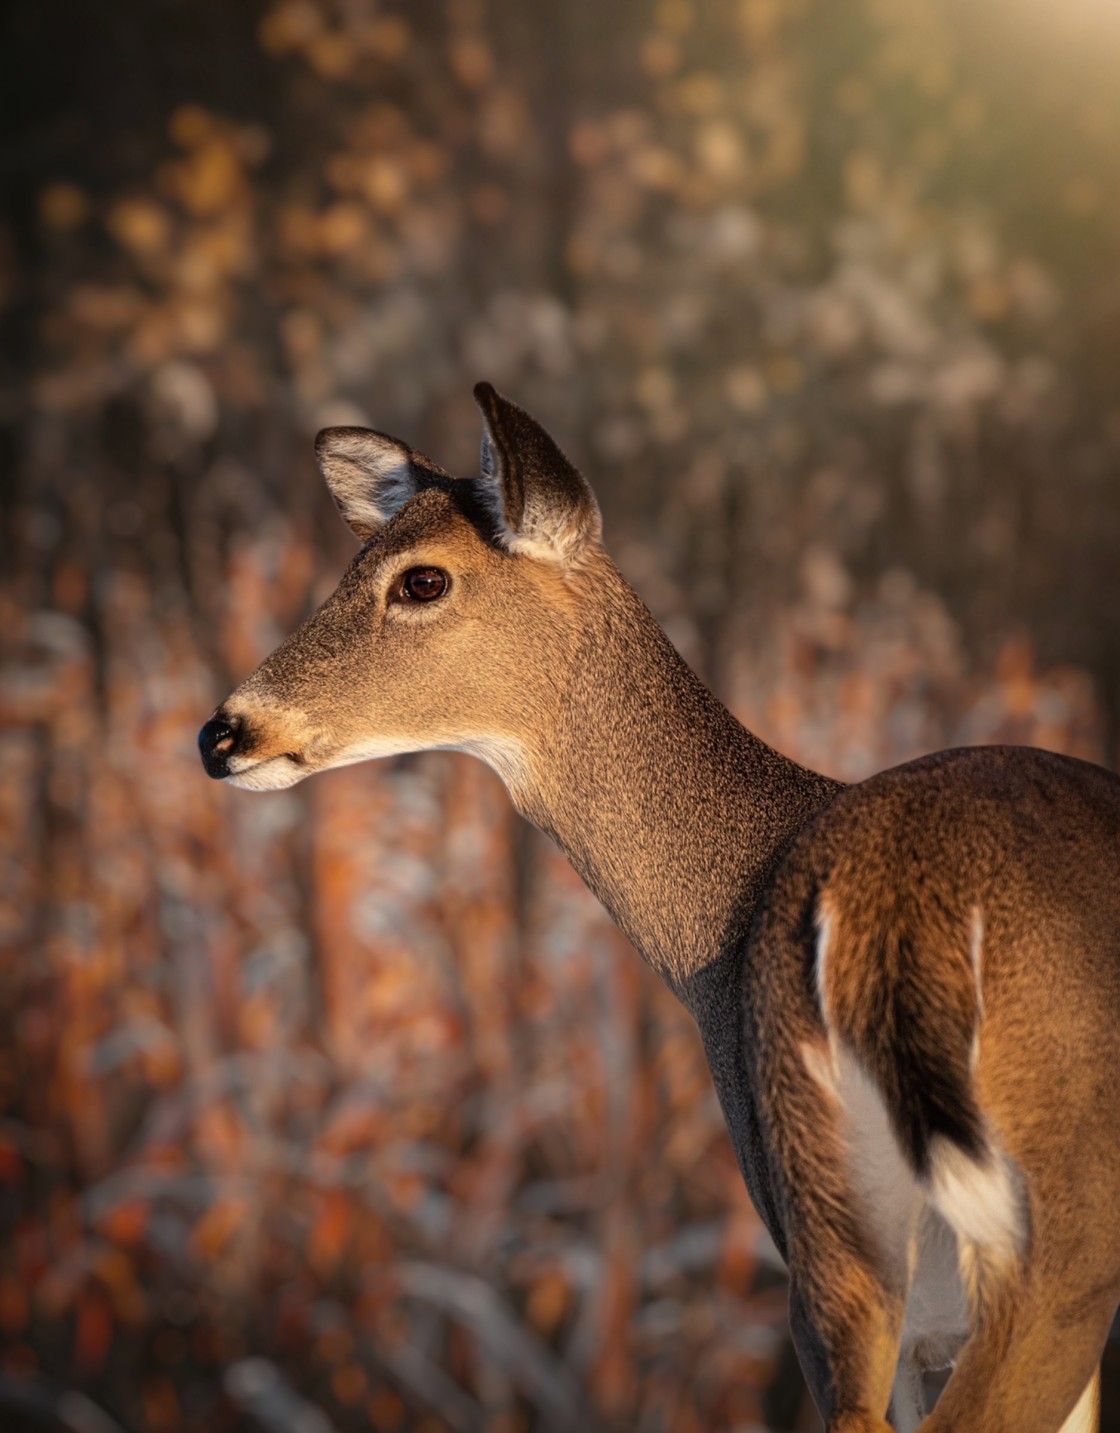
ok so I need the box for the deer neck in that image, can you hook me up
[500,560,843,1013]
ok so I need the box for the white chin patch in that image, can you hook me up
[226,756,308,791]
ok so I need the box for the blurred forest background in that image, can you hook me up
[2,0,1120,1429]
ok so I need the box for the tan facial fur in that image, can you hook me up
[218,490,587,793]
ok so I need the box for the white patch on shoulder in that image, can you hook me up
[927,1135,1026,1264]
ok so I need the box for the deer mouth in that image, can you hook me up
[225,751,309,791]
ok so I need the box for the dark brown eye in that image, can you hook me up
[400,567,448,602]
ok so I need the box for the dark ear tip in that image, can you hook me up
[473,380,499,411]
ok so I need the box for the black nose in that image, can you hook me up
[198,715,242,779]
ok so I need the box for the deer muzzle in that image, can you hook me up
[198,713,243,779]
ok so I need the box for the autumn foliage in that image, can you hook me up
[2,0,1119,1429]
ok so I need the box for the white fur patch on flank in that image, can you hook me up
[928,1136,1025,1264]
[800,1040,838,1098]
[968,905,984,1071]
[830,1047,925,1289]
[969,905,984,1015]
[802,896,841,1099]
[814,895,836,1026]
[896,1208,969,1401]
[890,1351,926,1433]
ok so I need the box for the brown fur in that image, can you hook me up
[748,748,1120,1429]
[201,387,1120,1431]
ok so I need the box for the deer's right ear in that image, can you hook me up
[314,427,446,541]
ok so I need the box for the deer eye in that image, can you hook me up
[399,567,449,602]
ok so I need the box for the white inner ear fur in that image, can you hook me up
[491,520,592,564]
[317,430,421,531]
[475,441,598,563]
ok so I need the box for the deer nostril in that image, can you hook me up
[198,715,241,778]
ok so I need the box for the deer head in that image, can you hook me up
[198,384,602,793]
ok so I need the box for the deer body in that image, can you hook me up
[200,386,1120,1431]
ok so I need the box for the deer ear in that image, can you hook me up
[472,383,602,561]
[314,427,450,541]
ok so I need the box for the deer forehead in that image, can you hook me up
[354,486,494,570]
[343,486,590,611]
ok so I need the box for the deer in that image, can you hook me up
[199,383,1120,1432]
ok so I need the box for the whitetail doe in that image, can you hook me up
[200,385,1120,1432]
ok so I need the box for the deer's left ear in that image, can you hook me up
[472,383,602,562]
[314,427,450,541]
